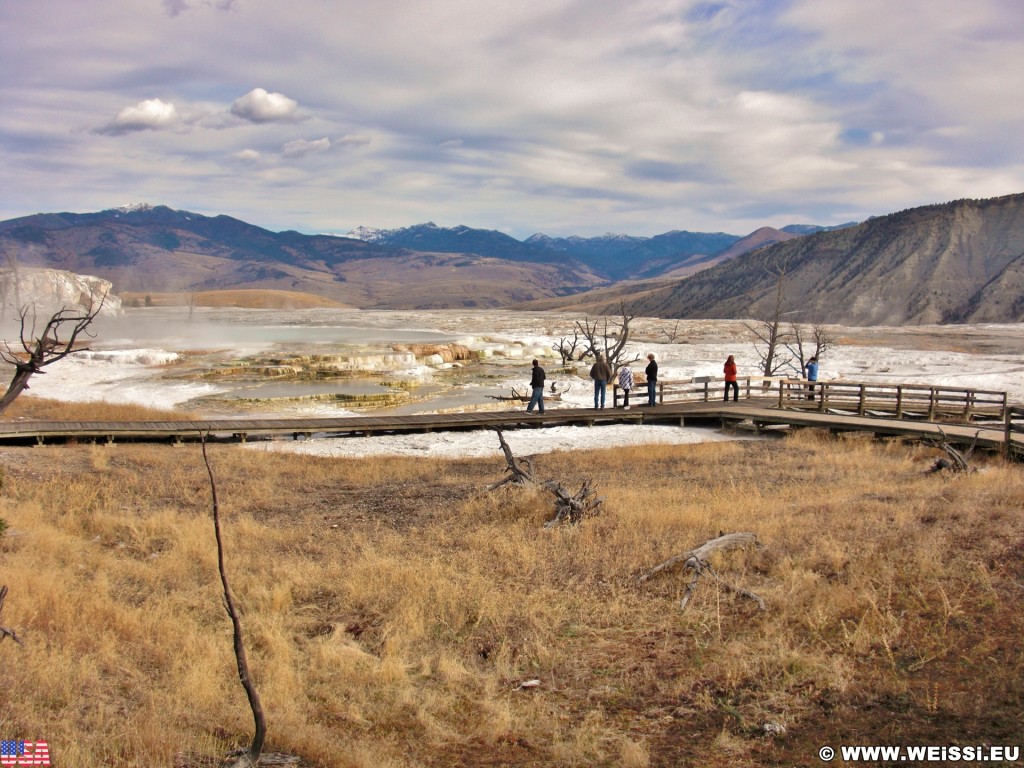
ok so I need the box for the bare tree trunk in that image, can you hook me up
[201,436,266,767]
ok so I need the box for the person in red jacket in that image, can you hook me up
[723,355,739,402]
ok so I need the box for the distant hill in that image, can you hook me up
[0,205,605,310]
[544,193,1024,325]
[523,230,742,280]
[21,199,1013,326]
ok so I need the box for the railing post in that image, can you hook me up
[613,384,619,408]
[658,381,663,405]
[858,384,866,416]
[703,380,709,402]
[896,386,903,418]
[778,380,784,409]
[818,382,826,412]
[1004,406,1012,460]
[929,388,937,420]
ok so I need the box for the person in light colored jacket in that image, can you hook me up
[617,364,634,409]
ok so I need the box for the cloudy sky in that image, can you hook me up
[2,0,1022,239]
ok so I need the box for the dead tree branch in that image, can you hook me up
[0,585,23,646]
[926,428,978,474]
[575,303,641,369]
[639,532,763,611]
[201,435,266,768]
[486,429,536,490]
[0,299,105,415]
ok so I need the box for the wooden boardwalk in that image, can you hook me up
[0,394,1019,458]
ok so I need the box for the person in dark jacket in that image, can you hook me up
[645,353,658,406]
[526,359,546,413]
[590,353,612,409]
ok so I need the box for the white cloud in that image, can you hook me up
[3,0,1024,237]
[282,137,331,158]
[230,88,299,123]
[231,149,263,163]
[162,0,237,17]
[96,98,179,135]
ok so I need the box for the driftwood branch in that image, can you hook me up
[486,429,535,490]
[201,435,266,767]
[487,429,603,525]
[639,533,763,611]
[0,585,23,646]
[926,428,978,474]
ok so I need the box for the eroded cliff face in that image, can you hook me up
[0,268,123,317]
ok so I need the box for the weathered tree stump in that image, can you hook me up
[488,429,603,526]
[926,428,977,474]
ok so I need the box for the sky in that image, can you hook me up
[2,0,1023,240]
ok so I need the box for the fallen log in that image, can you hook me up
[639,532,764,611]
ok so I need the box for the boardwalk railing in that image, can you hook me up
[776,379,1007,422]
[614,376,783,407]
[1004,406,1024,459]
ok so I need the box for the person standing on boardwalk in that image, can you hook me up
[590,353,612,409]
[617,363,634,409]
[526,359,546,413]
[723,355,739,402]
[804,355,819,400]
[644,353,658,406]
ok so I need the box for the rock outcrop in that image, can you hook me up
[0,267,123,317]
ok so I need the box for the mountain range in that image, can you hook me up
[0,194,1021,324]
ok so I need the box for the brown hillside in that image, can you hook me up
[547,194,1024,325]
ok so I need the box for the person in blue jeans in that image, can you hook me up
[804,355,819,400]
[526,359,546,413]
[590,353,612,409]
[645,353,658,406]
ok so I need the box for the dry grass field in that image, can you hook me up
[119,289,348,310]
[1,400,1022,767]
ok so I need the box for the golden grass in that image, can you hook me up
[1,397,199,422]
[120,289,347,310]
[0,430,1022,767]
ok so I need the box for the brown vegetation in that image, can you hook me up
[0,415,1022,766]
[120,289,347,310]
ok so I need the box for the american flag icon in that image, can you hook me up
[0,741,50,767]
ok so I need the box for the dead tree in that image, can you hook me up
[743,254,794,381]
[575,303,641,369]
[201,436,266,768]
[639,532,764,611]
[0,585,23,646]
[659,320,683,343]
[552,327,585,365]
[0,300,105,415]
[487,429,603,526]
[784,322,835,376]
